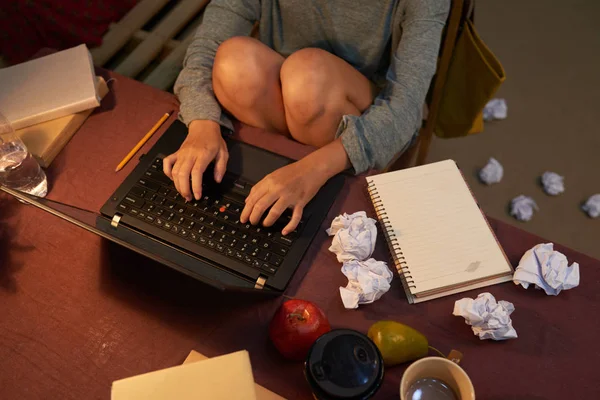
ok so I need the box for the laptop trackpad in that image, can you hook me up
[225,139,291,183]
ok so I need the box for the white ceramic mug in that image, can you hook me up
[400,356,475,400]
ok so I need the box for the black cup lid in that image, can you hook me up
[305,329,384,400]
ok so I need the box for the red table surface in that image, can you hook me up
[1,70,599,400]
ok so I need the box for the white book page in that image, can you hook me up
[368,160,512,295]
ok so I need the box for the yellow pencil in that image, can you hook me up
[115,110,173,172]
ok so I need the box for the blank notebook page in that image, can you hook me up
[367,160,512,296]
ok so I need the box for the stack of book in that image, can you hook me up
[0,44,108,167]
[111,350,285,400]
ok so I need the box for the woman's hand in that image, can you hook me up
[241,139,351,235]
[163,120,228,201]
[240,158,328,235]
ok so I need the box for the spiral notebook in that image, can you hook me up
[367,160,513,304]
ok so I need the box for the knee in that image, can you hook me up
[213,37,270,108]
[280,48,332,126]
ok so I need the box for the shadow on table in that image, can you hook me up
[98,238,277,307]
[93,69,117,115]
[0,196,34,293]
[97,239,308,398]
[97,239,282,340]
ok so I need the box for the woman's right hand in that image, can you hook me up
[163,120,228,202]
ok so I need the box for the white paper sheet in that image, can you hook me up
[339,259,393,309]
[453,293,517,340]
[327,211,377,262]
[483,99,507,121]
[541,172,565,196]
[510,195,538,221]
[513,243,580,295]
[479,157,504,185]
[581,194,600,218]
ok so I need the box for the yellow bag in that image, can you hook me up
[434,18,506,138]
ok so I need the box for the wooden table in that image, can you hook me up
[1,70,599,400]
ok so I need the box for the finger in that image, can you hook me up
[191,155,211,200]
[283,205,304,235]
[162,153,177,180]
[213,147,229,183]
[174,157,195,201]
[171,158,183,194]
[241,184,268,223]
[262,198,290,227]
[249,192,279,225]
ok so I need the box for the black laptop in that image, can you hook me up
[97,121,344,293]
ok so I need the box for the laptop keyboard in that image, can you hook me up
[115,157,302,276]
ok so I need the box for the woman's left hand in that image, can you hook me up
[241,139,351,235]
[240,158,328,235]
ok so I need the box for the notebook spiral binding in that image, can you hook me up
[367,181,416,290]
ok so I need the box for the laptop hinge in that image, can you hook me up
[254,275,267,290]
[111,214,123,229]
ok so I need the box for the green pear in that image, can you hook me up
[368,321,429,366]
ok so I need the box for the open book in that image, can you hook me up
[366,160,513,303]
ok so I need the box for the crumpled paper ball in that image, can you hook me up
[581,194,600,218]
[513,243,580,295]
[326,211,374,235]
[483,98,507,121]
[453,293,517,340]
[327,211,377,262]
[339,259,393,309]
[479,157,504,185]
[510,195,538,221]
[541,172,565,196]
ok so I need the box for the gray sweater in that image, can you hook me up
[175,0,449,173]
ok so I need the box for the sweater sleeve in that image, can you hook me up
[337,0,450,173]
[174,0,261,130]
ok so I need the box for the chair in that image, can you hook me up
[384,0,472,172]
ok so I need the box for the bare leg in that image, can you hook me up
[280,48,374,148]
[213,37,288,133]
[212,39,373,147]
